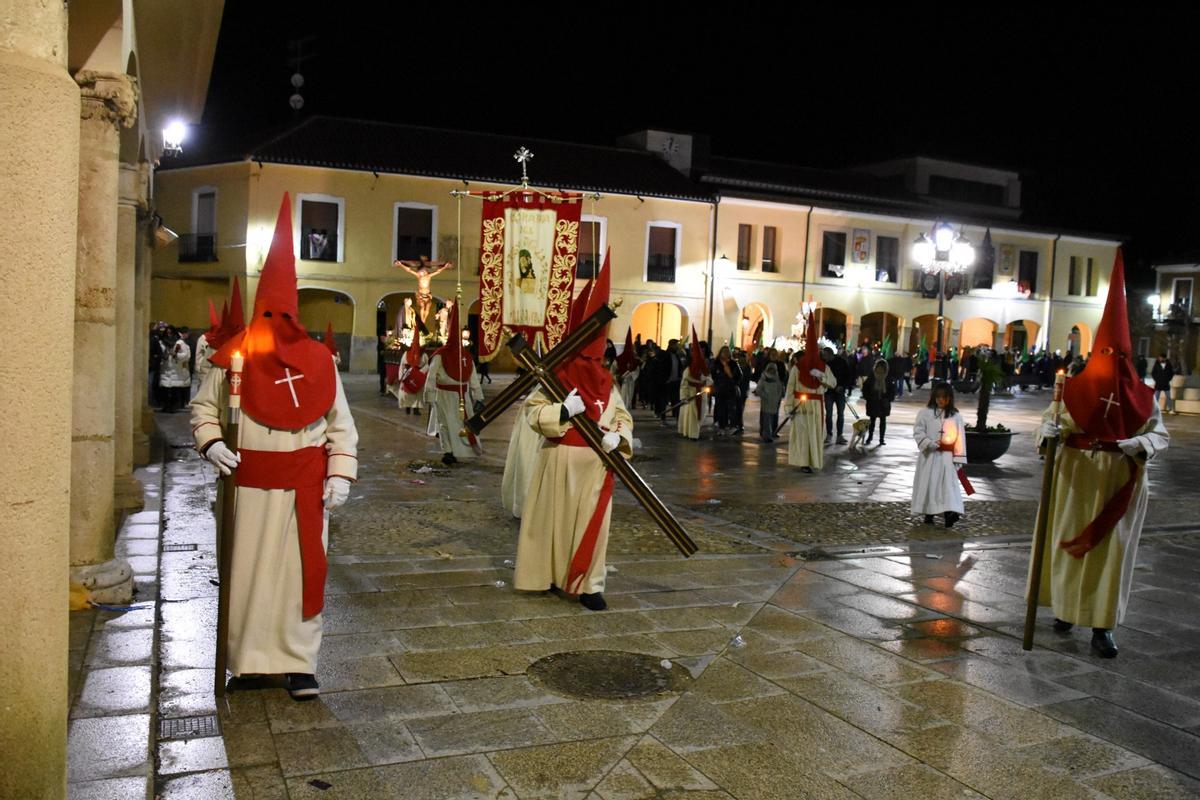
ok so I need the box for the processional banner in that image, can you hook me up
[477,191,582,362]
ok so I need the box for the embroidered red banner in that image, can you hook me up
[477,191,581,362]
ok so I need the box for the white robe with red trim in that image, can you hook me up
[784,365,834,470]
[190,357,358,675]
[911,407,967,515]
[513,387,633,594]
[1027,405,1168,628]
[422,353,483,459]
[398,353,428,411]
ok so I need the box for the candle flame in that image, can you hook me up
[234,350,242,359]
[1056,369,1064,376]
[801,393,808,402]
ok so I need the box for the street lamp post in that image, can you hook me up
[912,222,975,380]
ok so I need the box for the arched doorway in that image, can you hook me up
[858,312,901,350]
[631,301,689,346]
[909,313,952,356]
[1004,320,1040,353]
[958,317,999,350]
[738,303,770,350]
[816,307,848,346]
[1068,322,1092,357]
[299,288,355,371]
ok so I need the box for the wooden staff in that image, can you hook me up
[214,351,243,695]
[657,386,710,419]
[1023,370,1066,651]
[509,336,698,557]
[465,304,617,434]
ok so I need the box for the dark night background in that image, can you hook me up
[198,5,1198,289]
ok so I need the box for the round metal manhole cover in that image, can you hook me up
[527,650,689,700]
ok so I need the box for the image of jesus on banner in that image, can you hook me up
[502,208,556,328]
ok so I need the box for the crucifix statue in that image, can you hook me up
[394,255,453,329]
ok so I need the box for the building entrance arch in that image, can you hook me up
[299,287,355,371]
[738,303,770,350]
[631,301,690,347]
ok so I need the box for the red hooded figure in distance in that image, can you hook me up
[513,249,633,611]
[676,326,710,439]
[190,193,359,699]
[1027,248,1169,657]
[783,311,834,471]
[423,298,484,463]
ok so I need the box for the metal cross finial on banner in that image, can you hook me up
[514,147,534,186]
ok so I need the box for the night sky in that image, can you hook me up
[201,6,1198,287]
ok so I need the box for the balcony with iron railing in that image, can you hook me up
[178,233,218,263]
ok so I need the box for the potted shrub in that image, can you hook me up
[965,359,1014,463]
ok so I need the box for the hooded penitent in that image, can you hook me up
[797,312,825,390]
[615,327,637,376]
[208,279,244,352]
[1058,249,1156,557]
[555,250,613,421]
[211,194,335,430]
[686,325,709,415]
[323,322,339,360]
[432,300,472,382]
[206,299,220,339]
[401,326,426,395]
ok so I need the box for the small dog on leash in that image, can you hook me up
[847,417,871,453]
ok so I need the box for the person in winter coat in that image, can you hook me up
[754,360,786,442]
[862,359,895,445]
[711,346,743,435]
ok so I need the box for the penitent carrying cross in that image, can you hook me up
[275,368,305,407]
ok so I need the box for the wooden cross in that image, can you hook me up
[275,368,305,407]
[1101,392,1120,418]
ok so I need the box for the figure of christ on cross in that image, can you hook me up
[394,256,454,329]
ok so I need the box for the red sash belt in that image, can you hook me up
[937,442,956,452]
[235,446,329,619]
[436,382,465,392]
[1059,434,1138,558]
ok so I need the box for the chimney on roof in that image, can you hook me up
[617,130,708,177]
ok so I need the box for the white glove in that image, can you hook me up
[704,376,714,386]
[204,441,241,476]
[1040,421,1061,439]
[562,388,586,418]
[1116,437,1143,457]
[601,431,621,453]
[323,477,351,510]
[810,368,825,379]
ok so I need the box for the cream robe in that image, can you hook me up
[620,367,639,411]
[514,387,633,594]
[398,353,428,411]
[501,402,543,518]
[190,358,358,675]
[911,407,966,515]
[1027,405,1168,628]
[677,368,707,440]
[422,353,484,458]
[784,365,834,469]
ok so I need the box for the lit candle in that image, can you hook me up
[1051,369,1065,423]
[229,350,244,410]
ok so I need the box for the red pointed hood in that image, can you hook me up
[1063,249,1154,440]
[616,327,637,374]
[555,250,613,419]
[207,282,243,351]
[211,194,335,429]
[797,311,825,390]
[323,322,339,358]
[433,300,472,382]
[688,326,708,378]
[206,300,220,338]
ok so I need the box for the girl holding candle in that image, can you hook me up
[912,382,967,527]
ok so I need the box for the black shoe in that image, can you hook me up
[226,674,271,692]
[414,409,422,417]
[836,436,848,445]
[944,511,961,528]
[580,592,608,611]
[878,439,886,446]
[1053,618,1074,633]
[1091,629,1118,658]
[801,466,814,474]
[865,436,873,445]
[924,515,935,525]
[441,453,457,465]
[285,673,320,700]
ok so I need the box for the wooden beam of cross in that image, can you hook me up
[507,334,698,558]
[465,304,617,435]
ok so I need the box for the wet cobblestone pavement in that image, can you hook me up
[66,375,1200,799]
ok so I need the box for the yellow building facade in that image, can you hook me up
[153,122,1119,374]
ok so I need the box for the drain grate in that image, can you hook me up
[159,715,220,740]
[527,650,689,700]
[163,544,198,552]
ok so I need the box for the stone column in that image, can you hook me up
[0,4,77,797]
[136,193,155,454]
[115,162,145,504]
[68,70,137,603]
